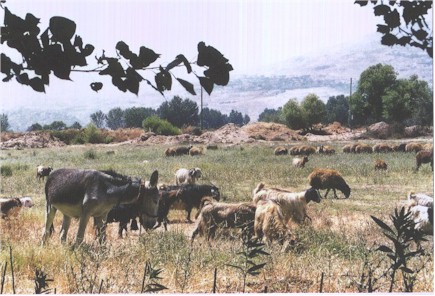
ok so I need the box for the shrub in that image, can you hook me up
[1,165,12,177]
[50,129,81,145]
[142,116,181,136]
[83,124,105,144]
[84,149,97,159]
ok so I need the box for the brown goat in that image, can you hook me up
[191,198,257,242]
[374,159,388,170]
[416,150,433,171]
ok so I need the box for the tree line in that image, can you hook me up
[258,63,432,130]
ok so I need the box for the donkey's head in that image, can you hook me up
[138,170,160,230]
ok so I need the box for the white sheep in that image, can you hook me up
[36,165,53,181]
[407,192,433,208]
[292,156,309,168]
[408,205,433,235]
[175,168,202,186]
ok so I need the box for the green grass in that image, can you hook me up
[0,142,433,293]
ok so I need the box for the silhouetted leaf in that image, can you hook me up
[41,28,49,48]
[383,9,400,28]
[176,78,196,95]
[247,263,266,275]
[204,63,232,86]
[376,24,390,34]
[99,58,125,77]
[355,1,368,6]
[413,29,428,41]
[426,47,432,58]
[16,73,30,85]
[49,16,76,43]
[90,82,103,92]
[155,67,171,92]
[374,4,390,16]
[178,54,192,73]
[139,46,160,68]
[381,33,398,46]
[397,36,411,46]
[116,41,134,60]
[377,245,393,253]
[29,77,45,92]
[400,266,414,274]
[199,76,214,95]
[371,215,395,234]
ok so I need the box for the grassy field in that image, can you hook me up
[0,141,433,293]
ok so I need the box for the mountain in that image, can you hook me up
[4,40,432,131]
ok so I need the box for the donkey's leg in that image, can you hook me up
[41,205,57,246]
[60,215,71,243]
[75,213,91,246]
[94,215,107,244]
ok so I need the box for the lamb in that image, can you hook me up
[252,187,321,244]
[274,146,288,156]
[191,198,257,242]
[415,150,433,171]
[36,165,53,180]
[407,192,433,208]
[0,197,33,219]
[374,159,388,170]
[189,146,203,156]
[175,168,202,185]
[308,168,351,199]
[293,156,309,168]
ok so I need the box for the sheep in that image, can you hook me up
[0,197,33,219]
[374,159,388,170]
[165,147,176,157]
[175,168,202,185]
[405,143,424,153]
[36,165,53,180]
[175,145,193,156]
[153,186,181,231]
[252,187,321,244]
[289,145,316,155]
[308,168,351,199]
[354,143,372,153]
[189,146,203,156]
[407,205,433,235]
[191,198,257,242]
[407,192,433,208]
[317,145,335,155]
[416,150,433,171]
[293,156,309,168]
[372,143,393,153]
[423,143,433,151]
[274,146,288,156]
[342,143,359,153]
[391,143,407,152]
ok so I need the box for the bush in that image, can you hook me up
[84,149,97,159]
[83,124,105,144]
[1,165,12,177]
[50,129,81,145]
[142,116,181,136]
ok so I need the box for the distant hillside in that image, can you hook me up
[5,40,432,131]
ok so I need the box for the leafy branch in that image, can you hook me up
[1,5,233,95]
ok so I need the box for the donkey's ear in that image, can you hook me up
[149,170,159,187]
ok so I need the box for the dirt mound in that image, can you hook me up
[0,132,65,149]
[241,122,301,141]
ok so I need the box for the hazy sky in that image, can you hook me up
[1,0,385,113]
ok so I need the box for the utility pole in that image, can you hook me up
[348,78,352,130]
[200,86,203,130]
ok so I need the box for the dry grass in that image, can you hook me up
[0,141,433,293]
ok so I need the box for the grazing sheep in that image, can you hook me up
[191,198,257,242]
[391,143,407,152]
[308,168,351,199]
[1,198,22,219]
[372,143,393,153]
[405,143,424,153]
[274,146,288,156]
[289,145,316,155]
[165,147,177,157]
[189,146,203,156]
[317,145,335,155]
[423,143,433,151]
[374,159,388,170]
[416,150,433,171]
[354,143,373,153]
[36,165,53,180]
[408,205,433,235]
[253,187,321,244]
[407,192,433,208]
[293,156,309,168]
[175,145,193,156]
[175,168,202,185]
[153,186,181,231]
[175,184,221,222]
[342,143,359,153]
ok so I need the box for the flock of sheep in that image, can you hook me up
[0,141,433,247]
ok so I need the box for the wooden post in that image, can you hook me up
[9,247,15,294]
[200,87,204,130]
[212,267,217,293]
[319,272,324,293]
[1,262,8,294]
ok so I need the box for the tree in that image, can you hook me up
[355,0,433,57]
[258,107,283,123]
[228,110,244,126]
[157,96,199,128]
[43,121,67,130]
[69,121,82,129]
[325,95,349,125]
[351,64,397,124]
[243,114,250,125]
[106,107,125,130]
[1,7,233,95]
[27,123,43,131]
[201,107,228,129]
[0,113,10,132]
[124,107,156,128]
[281,99,307,130]
[301,93,326,129]
[90,110,107,129]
